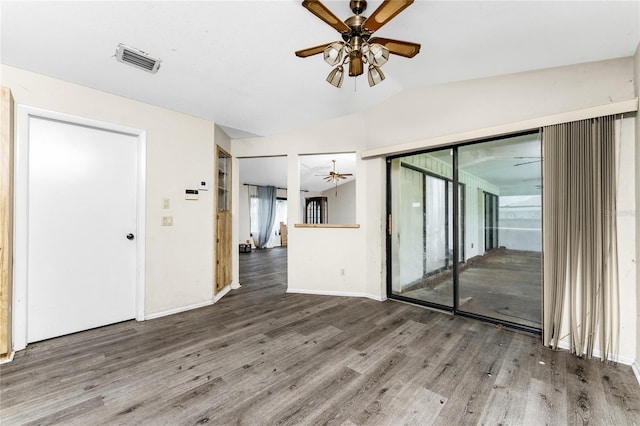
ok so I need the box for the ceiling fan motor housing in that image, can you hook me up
[343,14,369,76]
[343,15,369,40]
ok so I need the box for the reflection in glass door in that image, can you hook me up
[388,132,542,331]
[484,192,499,252]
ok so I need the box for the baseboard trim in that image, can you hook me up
[555,340,635,366]
[286,288,385,302]
[145,286,231,320]
[632,361,640,386]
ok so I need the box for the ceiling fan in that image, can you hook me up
[295,0,421,88]
[317,160,353,195]
[318,160,353,183]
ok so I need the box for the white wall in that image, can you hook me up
[365,57,635,151]
[615,116,637,363]
[321,180,356,224]
[2,64,220,317]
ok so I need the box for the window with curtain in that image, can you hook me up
[248,185,277,249]
[542,115,619,361]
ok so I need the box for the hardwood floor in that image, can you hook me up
[1,246,639,425]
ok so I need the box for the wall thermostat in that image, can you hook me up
[198,181,209,191]
[185,189,199,200]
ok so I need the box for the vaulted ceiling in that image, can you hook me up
[1,1,639,139]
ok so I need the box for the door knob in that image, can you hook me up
[126,233,135,240]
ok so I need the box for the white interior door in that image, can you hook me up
[26,116,138,343]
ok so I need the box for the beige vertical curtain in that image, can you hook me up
[542,115,619,360]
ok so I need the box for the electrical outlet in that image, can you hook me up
[340,268,345,276]
[163,198,170,209]
[161,216,173,226]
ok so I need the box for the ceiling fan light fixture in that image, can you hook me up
[327,65,345,87]
[367,64,385,86]
[323,42,345,66]
[296,0,420,89]
[367,43,389,67]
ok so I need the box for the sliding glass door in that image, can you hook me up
[388,133,542,331]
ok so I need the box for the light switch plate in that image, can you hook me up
[161,216,173,226]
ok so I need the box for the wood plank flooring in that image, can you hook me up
[1,246,639,425]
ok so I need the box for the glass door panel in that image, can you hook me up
[390,149,454,308]
[457,135,542,328]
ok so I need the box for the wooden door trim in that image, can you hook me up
[1,87,14,360]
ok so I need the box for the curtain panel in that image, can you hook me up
[252,185,277,249]
[542,115,619,360]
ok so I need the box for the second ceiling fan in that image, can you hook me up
[295,0,421,88]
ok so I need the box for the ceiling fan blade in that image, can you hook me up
[363,0,414,33]
[302,0,350,33]
[340,173,353,177]
[368,37,421,58]
[295,43,332,58]
[349,55,364,76]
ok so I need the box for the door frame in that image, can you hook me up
[13,105,147,351]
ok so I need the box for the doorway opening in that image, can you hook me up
[387,131,542,332]
[238,156,289,293]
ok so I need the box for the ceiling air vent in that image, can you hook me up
[115,44,161,74]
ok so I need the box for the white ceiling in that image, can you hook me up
[1,1,638,139]
[239,152,356,193]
